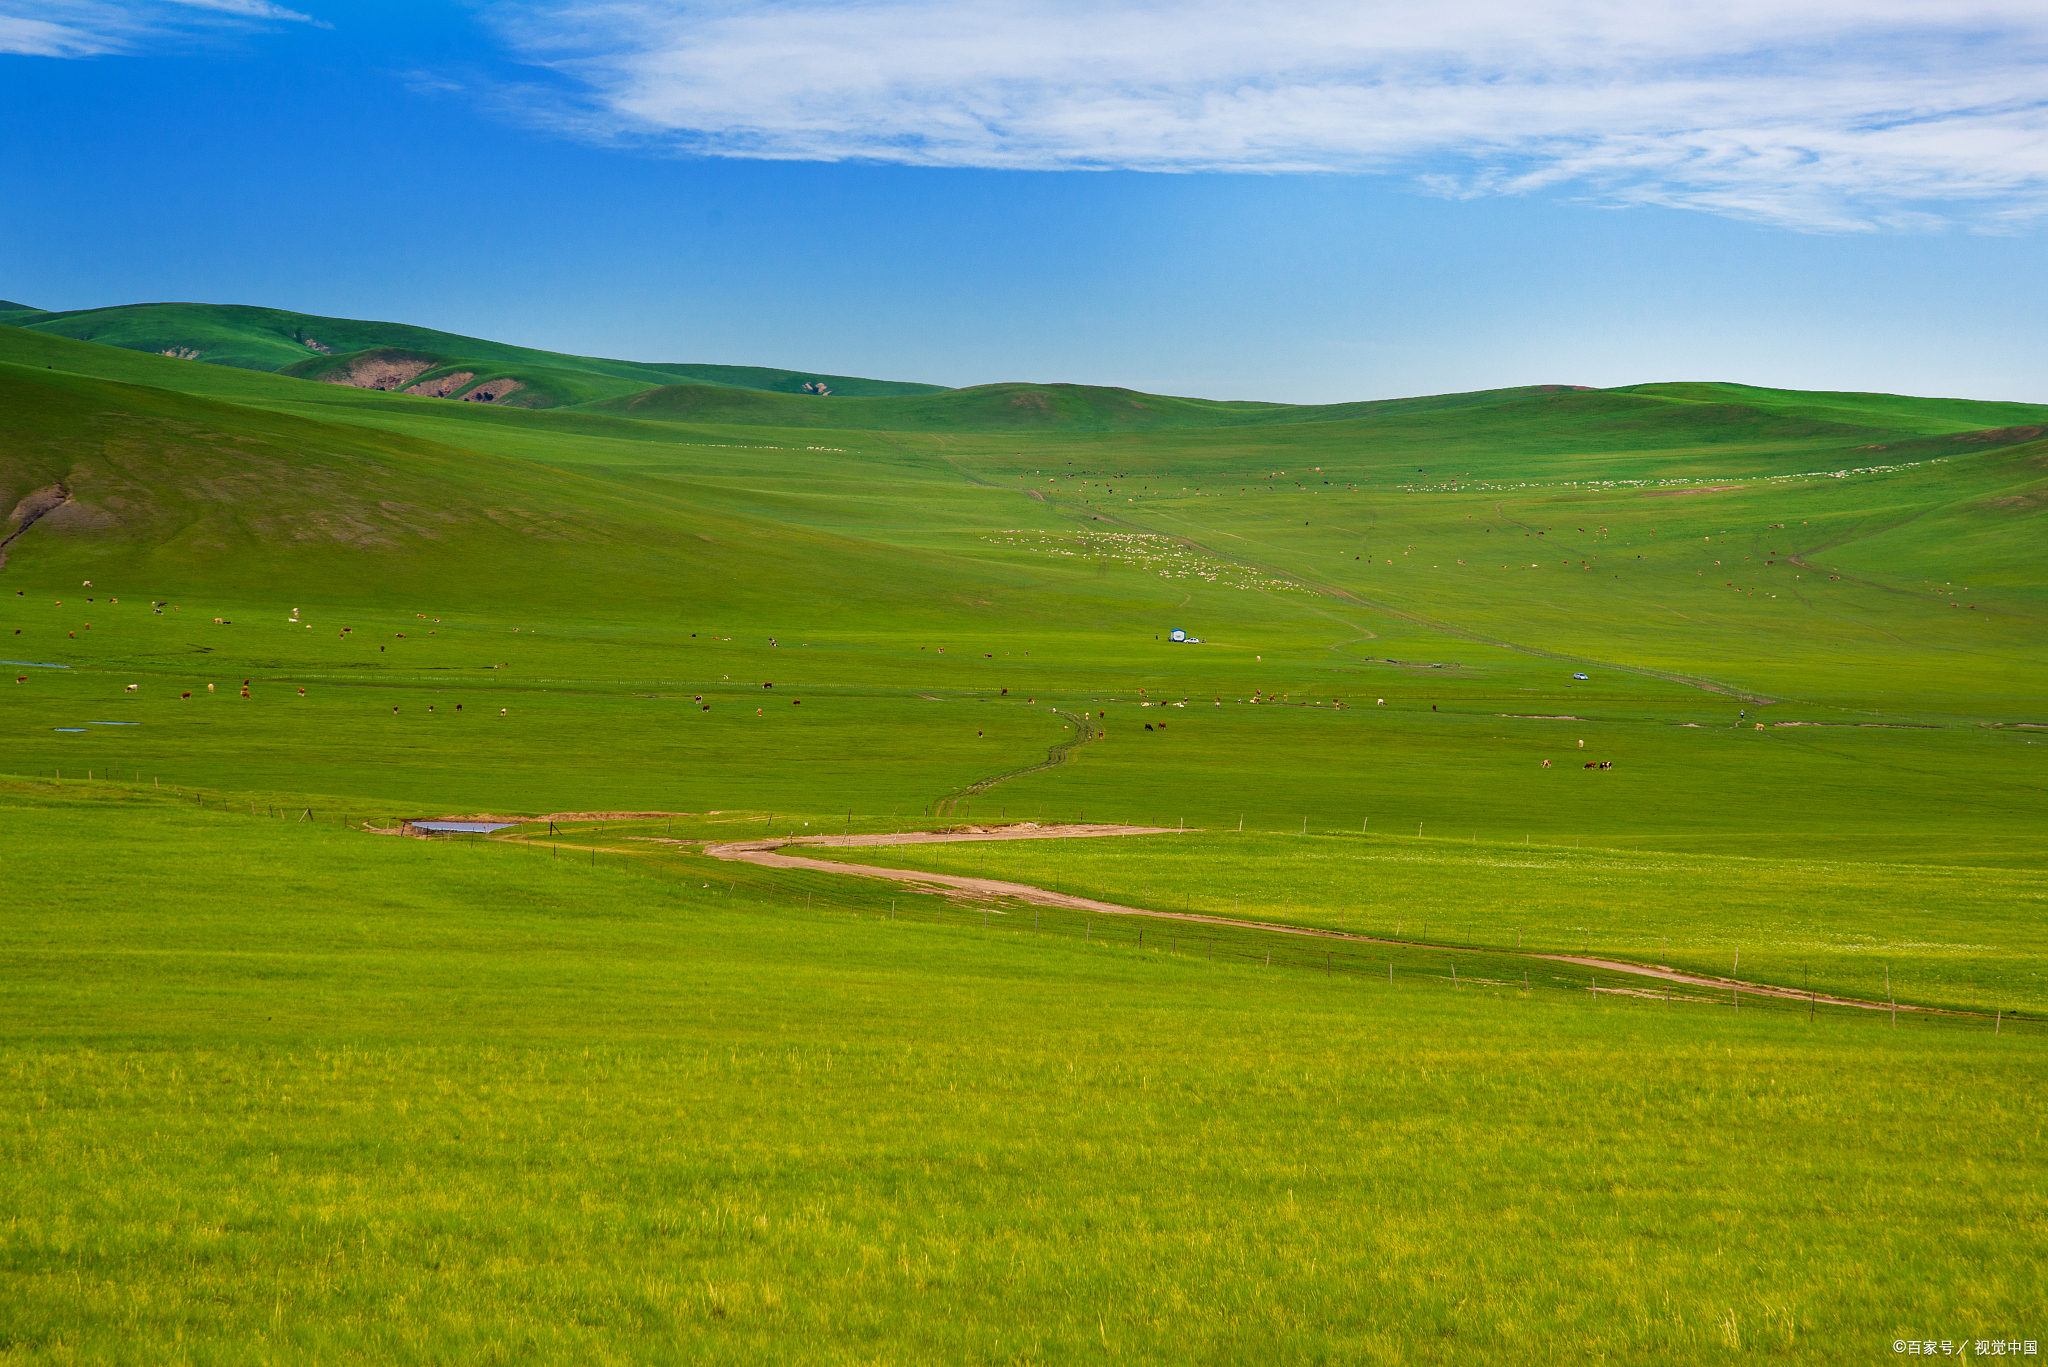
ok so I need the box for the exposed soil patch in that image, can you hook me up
[0,483,70,568]
[322,354,434,391]
[404,372,475,398]
[459,379,523,404]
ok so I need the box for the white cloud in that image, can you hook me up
[482,0,2048,230]
[0,0,324,55]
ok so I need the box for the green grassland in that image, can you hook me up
[805,831,2048,1017]
[3,306,2044,1360]
[0,300,949,399]
[2,782,2041,1364]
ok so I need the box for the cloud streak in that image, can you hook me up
[484,0,2048,231]
[0,0,324,57]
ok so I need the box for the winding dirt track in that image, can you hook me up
[702,824,1948,1016]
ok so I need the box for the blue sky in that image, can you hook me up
[3,0,2045,403]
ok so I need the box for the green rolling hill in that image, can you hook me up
[4,311,2045,857]
[4,302,2045,1361]
[0,300,951,405]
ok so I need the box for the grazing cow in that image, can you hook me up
[1541,759,1550,768]
[126,683,138,692]
[1144,723,1153,730]
[1584,761,1596,768]
[207,683,215,693]
[181,691,192,699]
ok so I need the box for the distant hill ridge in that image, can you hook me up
[0,300,951,407]
[5,298,2046,437]
[4,319,2047,621]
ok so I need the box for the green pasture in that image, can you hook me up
[4,316,2044,962]
[2,783,2042,1364]
[804,831,2048,1018]
[1,301,947,397]
[4,305,2046,1359]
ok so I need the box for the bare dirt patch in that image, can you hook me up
[404,372,475,398]
[322,355,434,391]
[1,483,71,567]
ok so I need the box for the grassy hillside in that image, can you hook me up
[3,319,2043,866]
[1,300,950,399]
[277,346,657,409]
[5,307,2044,1362]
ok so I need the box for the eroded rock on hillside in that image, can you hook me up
[404,371,475,398]
[319,350,436,391]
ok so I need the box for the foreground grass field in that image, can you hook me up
[3,783,2042,1364]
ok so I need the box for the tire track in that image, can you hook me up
[705,826,1972,1017]
[930,707,1099,818]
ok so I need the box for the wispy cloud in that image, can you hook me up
[0,0,325,56]
[481,0,2048,231]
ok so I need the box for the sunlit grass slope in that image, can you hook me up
[3,322,2044,850]
[2,782,2040,1365]
[1,301,948,397]
[4,317,2044,978]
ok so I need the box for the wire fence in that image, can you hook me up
[515,825,2044,1041]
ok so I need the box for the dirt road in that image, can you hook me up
[703,824,1947,1016]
